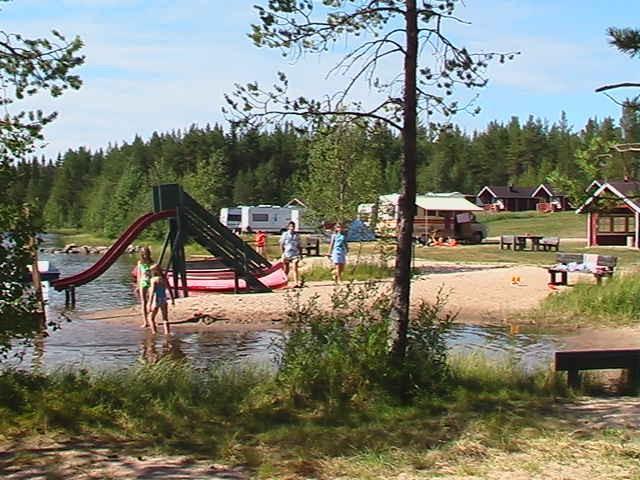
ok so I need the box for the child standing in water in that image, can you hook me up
[147,264,174,335]
[137,246,154,328]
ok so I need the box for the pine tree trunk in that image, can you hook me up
[390,0,418,359]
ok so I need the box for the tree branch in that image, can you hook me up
[595,82,640,93]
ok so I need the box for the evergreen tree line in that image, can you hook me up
[8,111,639,237]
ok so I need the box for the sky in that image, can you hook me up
[3,0,640,158]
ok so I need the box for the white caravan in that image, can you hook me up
[218,207,242,231]
[219,205,313,233]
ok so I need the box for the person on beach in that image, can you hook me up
[279,221,303,288]
[328,223,348,283]
[255,230,267,256]
[137,246,154,328]
[147,264,174,335]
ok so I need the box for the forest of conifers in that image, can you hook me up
[8,111,635,237]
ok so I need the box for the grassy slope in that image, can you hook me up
[477,210,586,238]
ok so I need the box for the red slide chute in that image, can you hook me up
[51,210,175,291]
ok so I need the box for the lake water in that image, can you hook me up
[6,235,561,371]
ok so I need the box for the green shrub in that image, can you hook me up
[276,283,455,409]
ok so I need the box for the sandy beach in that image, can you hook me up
[83,263,554,327]
[80,260,640,350]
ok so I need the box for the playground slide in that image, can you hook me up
[164,262,288,293]
[51,209,176,291]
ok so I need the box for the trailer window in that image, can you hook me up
[252,213,269,222]
[228,214,241,222]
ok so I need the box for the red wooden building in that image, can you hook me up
[476,184,569,212]
[577,180,640,248]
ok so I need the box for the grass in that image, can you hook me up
[303,262,395,282]
[412,242,640,269]
[477,210,586,238]
[2,357,637,479]
[535,271,640,326]
[52,227,640,272]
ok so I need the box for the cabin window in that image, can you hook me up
[598,215,635,233]
[228,214,241,222]
[252,213,269,222]
[613,217,627,233]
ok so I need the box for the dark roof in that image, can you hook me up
[577,179,640,213]
[606,180,640,208]
[479,183,568,199]
[536,183,566,197]
[482,185,536,198]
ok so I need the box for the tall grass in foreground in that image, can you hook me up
[0,355,566,447]
[448,353,568,400]
[0,361,267,454]
[538,273,640,325]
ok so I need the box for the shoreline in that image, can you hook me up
[78,262,640,351]
[81,264,555,328]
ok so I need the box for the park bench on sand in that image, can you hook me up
[547,252,617,286]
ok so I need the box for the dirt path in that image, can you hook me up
[0,437,248,479]
[3,398,639,480]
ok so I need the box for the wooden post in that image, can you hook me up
[29,236,44,314]
[567,368,580,389]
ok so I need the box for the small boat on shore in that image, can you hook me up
[23,261,61,283]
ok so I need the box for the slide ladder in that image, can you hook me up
[171,187,272,292]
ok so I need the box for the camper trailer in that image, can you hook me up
[219,207,242,231]
[219,205,314,233]
[360,193,486,243]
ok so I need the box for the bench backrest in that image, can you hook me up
[597,255,618,268]
[540,236,559,244]
[305,236,320,246]
[500,235,514,243]
[555,253,583,264]
[555,253,618,268]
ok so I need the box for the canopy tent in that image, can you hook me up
[346,219,376,242]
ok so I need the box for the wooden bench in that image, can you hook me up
[539,236,560,251]
[548,253,617,286]
[304,236,320,256]
[499,235,515,250]
[555,349,640,391]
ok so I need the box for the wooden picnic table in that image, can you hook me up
[515,234,544,251]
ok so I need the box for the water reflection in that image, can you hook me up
[140,335,187,364]
[446,324,557,371]
[6,316,557,373]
